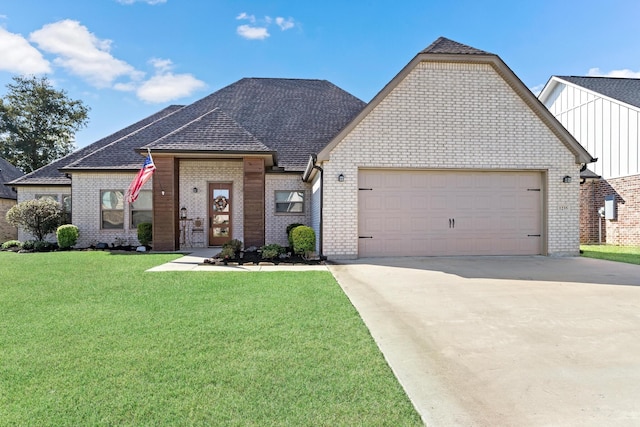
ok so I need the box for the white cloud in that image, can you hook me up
[29,20,142,88]
[275,17,295,31]
[587,67,640,78]
[236,12,256,23]
[237,25,270,40]
[0,27,51,74]
[117,0,167,4]
[149,57,173,73]
[137,72,206,103]
[236,13,295,39]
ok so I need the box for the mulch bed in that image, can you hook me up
[204,249,324,266]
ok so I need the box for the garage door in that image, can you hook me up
[358,170,543,257]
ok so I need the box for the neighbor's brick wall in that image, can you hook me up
[264,173,311,247]
[581,174,640,245]
[321,61,581,258]
[0,198,17,242]
[179,160,244,247]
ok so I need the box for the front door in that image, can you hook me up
[209,183,232,246]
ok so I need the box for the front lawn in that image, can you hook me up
[580,244,640,265]
[0,251,421,426]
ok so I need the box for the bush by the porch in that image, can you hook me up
[291,226,315,258]
[137,222,152,247]
[57,224,79,249]
[6,198,62,241]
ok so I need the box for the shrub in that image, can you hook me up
[286,223,304,247]
[21,240,35,251]
[224,239,243,254]
[261,243,285,260]
[219,246,236,259]
[57,224,79,249]
[6,198,62,241]
[33,240,57,252]
[291,226,316,258]
[1,240,21,250]
[137,222,152,247]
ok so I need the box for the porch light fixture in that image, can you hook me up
[180,206,187,219]
[338,174,345,182]
[192,187,198,193]
[562,175,572,183]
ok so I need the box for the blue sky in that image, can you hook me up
[1,0,640,148]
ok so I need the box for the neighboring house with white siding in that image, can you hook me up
[539,76,640,245]
[0,157,24,242]
[9,37,594,257]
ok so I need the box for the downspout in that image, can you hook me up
[313,163,324,260]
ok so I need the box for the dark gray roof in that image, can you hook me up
[421,37,493,55]
[0,157,23,199]
[147,108,273,154]
[62,78,364,173]
[580,168,601,180]
[558,76,640,109]
[11,105,183,185]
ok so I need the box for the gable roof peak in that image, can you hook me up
[420,37,493,55]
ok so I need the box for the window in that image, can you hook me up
[62,194,72,223]
[35,194,59,202]
[130,190,152,228]
[275,191,304,213]
[101,190,124,229]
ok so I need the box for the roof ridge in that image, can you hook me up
[64,105,185,169]
[420,37,492,55]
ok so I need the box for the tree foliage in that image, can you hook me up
[6,198,63,241]
[0,76,89,172]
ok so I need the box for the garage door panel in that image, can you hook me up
[358,170,542,257]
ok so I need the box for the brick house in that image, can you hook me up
[0,157,23,242]
[539,76,640,245]
[9,37,594,257]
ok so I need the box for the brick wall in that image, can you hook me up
[320,61,581,258]
[265,173,311,247]
[581,174,640,245]
[0,198,17,242]
[16,186,72,243]
[179,159,244,248]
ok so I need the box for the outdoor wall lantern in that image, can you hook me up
[562,175,572,183]
[338,174,345,182]
[192,187,198,193]
[180,206,187,219]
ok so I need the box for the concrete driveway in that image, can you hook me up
[328,256,640,426]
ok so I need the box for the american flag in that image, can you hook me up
[126,153,156,203]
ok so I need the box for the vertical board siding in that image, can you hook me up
[544,82,640,179]
[153,156,179,251]
[243,158,265,248]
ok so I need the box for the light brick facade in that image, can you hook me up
[17,186,73,243]
[0,198,18,242]
[319,62,582,258]
[264,173,311,247]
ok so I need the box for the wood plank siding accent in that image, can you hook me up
[243,158,265,247]
[152,156,179,251]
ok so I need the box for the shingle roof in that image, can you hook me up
[146,107,274,154]
[11,105,183,185]
[557,76,640,109]
[0,157,23,199]
[420,37,493,55]
[59,78,364,172]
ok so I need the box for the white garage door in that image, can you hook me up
[358,170,543,257]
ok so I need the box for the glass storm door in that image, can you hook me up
[209,183,232,246]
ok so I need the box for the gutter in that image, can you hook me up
[302,154,324,259]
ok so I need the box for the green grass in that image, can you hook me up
[0,251,421,426]
[580,244,640,265]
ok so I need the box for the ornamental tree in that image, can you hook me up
[6,198,63,241]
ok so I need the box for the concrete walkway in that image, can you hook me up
[147,248,328,272]
[328,256,640,427]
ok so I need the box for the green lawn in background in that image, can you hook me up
[580,244,640,265]
[0,251,421,426]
